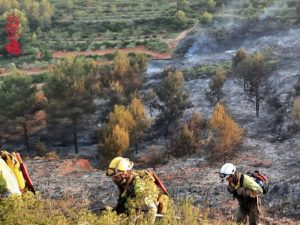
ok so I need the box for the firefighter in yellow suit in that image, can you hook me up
[107,157,159,224]
[220,163,263,225]
[0,158,21,197]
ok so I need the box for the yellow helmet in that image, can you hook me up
[106,157,134,176]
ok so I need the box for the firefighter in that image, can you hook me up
[106,157,159,223]
[219,163,263,225]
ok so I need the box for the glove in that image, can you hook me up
[236,187,252,197]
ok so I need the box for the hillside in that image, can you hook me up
[1,0,300,224]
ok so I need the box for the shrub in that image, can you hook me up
[200,11,213,24]
[0,193,238,225]
[144,40,170,53]
[108,105,136,132]
[232,48,247,67]
[292,97,300,120]
[170,112,206,157]
[0,193,68,225]
[46,150,59,160]
[208,103,244,160]
[206,69,226,105]
[34,140,47,157]
[145,145,167,165]
[103,125,130,158]
[175,10,187,28]
[114,51,130,78]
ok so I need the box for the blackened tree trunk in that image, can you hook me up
[255,86,260,117]
[23,121,30,153]
[73,118,78,154]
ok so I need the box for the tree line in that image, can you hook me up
[1,47,277,162]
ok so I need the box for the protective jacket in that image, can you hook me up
[115,170,159,223]
[0,158,21,197]
[228,172,263,198]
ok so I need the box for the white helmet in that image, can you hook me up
[219,163,236,179]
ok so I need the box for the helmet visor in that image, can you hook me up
[107,168,117,176]
[107,168,126,177]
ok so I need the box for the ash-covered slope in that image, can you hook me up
[26,1,300,223]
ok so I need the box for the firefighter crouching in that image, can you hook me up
[106,157,169,223]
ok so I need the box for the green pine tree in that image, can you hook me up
[0,72,39,152]
[44,56,98,153]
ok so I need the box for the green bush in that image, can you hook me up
[144,40,170,53]
[200,11,213,24]
[31,72,48,83]
[0,194,236,225]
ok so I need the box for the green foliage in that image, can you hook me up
[114,51,130,78]
[99,104,135,159]
[0,0,20,15]
[144,40,170,53]
[0,0,54,30]
[44,56,98,153]
[100,97,151,158]
[207,0,216,10]
[31,72,48,83]
[128,97,151,152]
[107,52,147,105]
[177,0,189,11]
[156,69,189,137]
[103,124,130,158]
[232,49,274,117]
[108,105,136,132]
[175,10,188,28]
[0,193,68,225]
[41,48,52,61]
[0,193,238,225]
[200,11,213,24]
[184,61,231,80]
[296,1,300,18]
[206,69,226,105]
[0,72,38,152]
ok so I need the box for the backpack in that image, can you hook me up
[136,170,170,214]
[247,170,269,194]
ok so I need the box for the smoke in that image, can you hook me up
[259,0,287,20]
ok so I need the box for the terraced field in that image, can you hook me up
[37,0,211,53]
